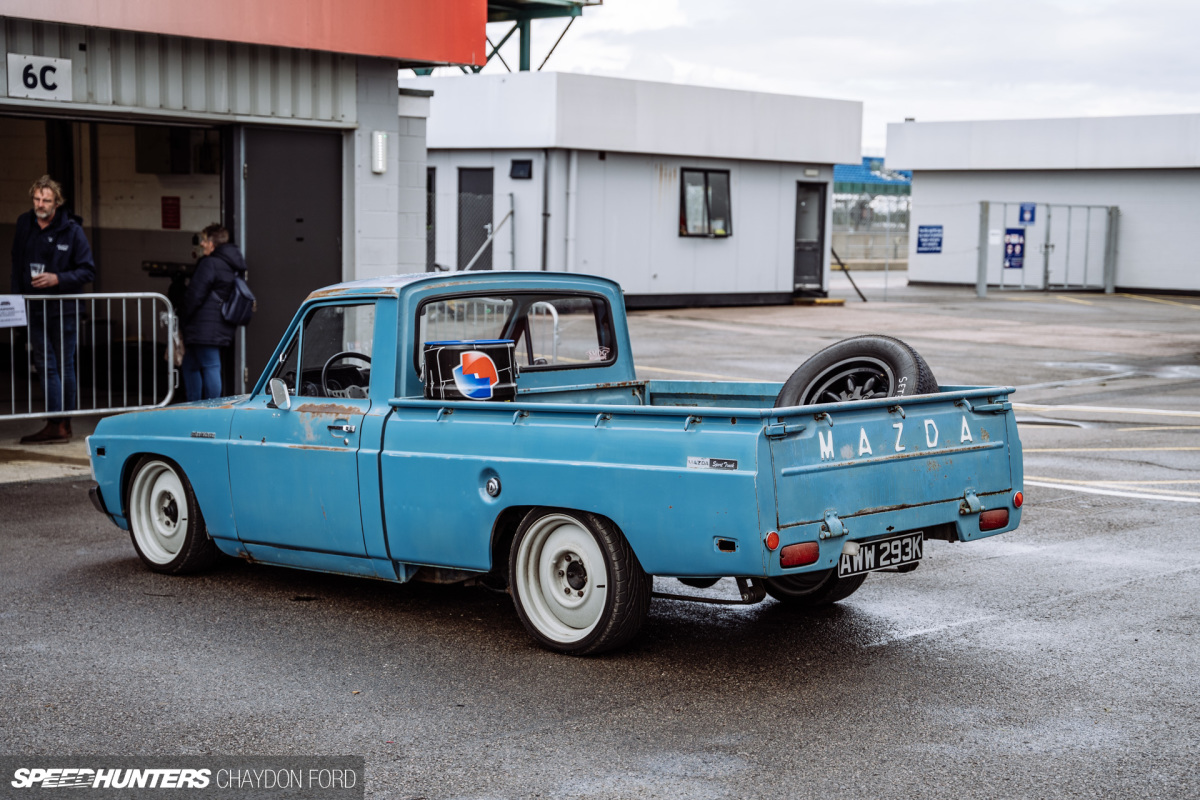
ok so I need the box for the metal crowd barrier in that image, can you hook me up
[420,297,560,366]
[1,293,177,421]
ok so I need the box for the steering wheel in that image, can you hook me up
[320,351,371,398]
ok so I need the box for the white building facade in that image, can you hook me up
[888,114,1200,294]
[403,72,862,307]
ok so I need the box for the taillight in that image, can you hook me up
[979,508,1009,531]
[1013,491,1023,508]
[765,531,780,551]
[780,541,820,568]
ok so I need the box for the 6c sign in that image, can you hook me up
[7,53,73,102]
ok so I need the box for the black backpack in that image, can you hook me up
[219,274,255,326]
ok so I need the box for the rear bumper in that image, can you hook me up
[766,490,1022,578]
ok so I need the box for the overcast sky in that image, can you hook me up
[457,0,1200,153]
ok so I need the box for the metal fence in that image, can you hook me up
[457,191,494,271]
[975,202,1118,296]
[832,194,910,261]
[420,297,559,367]
[833,193,910,231]
[1,293,177,420]
[831,231,909,262]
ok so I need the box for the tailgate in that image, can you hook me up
[768,390,1016,530]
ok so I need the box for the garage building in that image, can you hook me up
[887,114,1200,294]
[1,0,482,389]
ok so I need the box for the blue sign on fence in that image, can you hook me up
[1003,228,1026,269]
[1019,203,1036,224]
[916,225,943,254]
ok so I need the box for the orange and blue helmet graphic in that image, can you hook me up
[452,350,500,400]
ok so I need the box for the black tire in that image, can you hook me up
[509,508,651,655]
[126,455,220,574]
[764,569,867,609]
[775,334,938,408]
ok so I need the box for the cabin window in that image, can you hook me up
[269,303,376,398]
[680,169,732,237]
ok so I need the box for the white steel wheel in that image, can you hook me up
[127,456,218,574]
[509,509,651,656]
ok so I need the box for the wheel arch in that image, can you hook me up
[489,505,538,580]
[114,447,237,542]
[119,451,163,519]
[490,505,636,579]
[505,505,652,655]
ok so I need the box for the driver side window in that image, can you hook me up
[270,303,376,398]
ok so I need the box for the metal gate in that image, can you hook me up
[1,293,176,421]
[975,201,1119,296]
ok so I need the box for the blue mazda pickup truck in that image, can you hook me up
[87,271,1023,654]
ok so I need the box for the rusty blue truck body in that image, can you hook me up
[87,272,1023,649]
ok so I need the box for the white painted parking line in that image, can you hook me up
[1027,478,1200,485]
[1014,403,1200,419]
[1026,447,1200,452]
[1114,293,1200,310]
[1025,475,1200,498]
[636,364,751,381]
[1024,480,1200,504]
[1016,372,1137,391]
[1117,425,1200,432]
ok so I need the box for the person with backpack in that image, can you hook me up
[181,223,250,401]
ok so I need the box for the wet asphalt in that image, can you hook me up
[1,276,1198,799]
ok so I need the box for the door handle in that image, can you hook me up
[328,424,356,434]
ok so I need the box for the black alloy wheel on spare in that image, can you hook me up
[767,334,939,607]
[773,334,939,409]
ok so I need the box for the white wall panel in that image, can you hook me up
[430,147,833,297]
[406,72,861,166]
[890,116,1200,171]
[1,17,356,125]
[907,170,1200,292]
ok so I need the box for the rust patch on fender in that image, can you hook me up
[981,429,991,441]
[295,403,360,416]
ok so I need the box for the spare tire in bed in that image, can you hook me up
[774,334,939,408]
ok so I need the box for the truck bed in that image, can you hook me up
[384,381,1022,577]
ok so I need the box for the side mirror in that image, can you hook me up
[268,378,291,411]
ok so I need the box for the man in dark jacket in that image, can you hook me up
[11,175,96,444]
[181,223,247,400]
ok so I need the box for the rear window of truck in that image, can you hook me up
[416,292,617,373]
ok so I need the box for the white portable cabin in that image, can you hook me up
[887,114,1200,294]
[402,72,862,307]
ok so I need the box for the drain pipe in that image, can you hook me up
[565,149,578,272]
[540,148,550,270]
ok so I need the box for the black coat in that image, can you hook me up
[182,243,247,347]
[10,208,96,296]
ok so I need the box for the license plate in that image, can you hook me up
[837,532,923,577]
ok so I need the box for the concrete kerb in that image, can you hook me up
[0,414,100,483]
